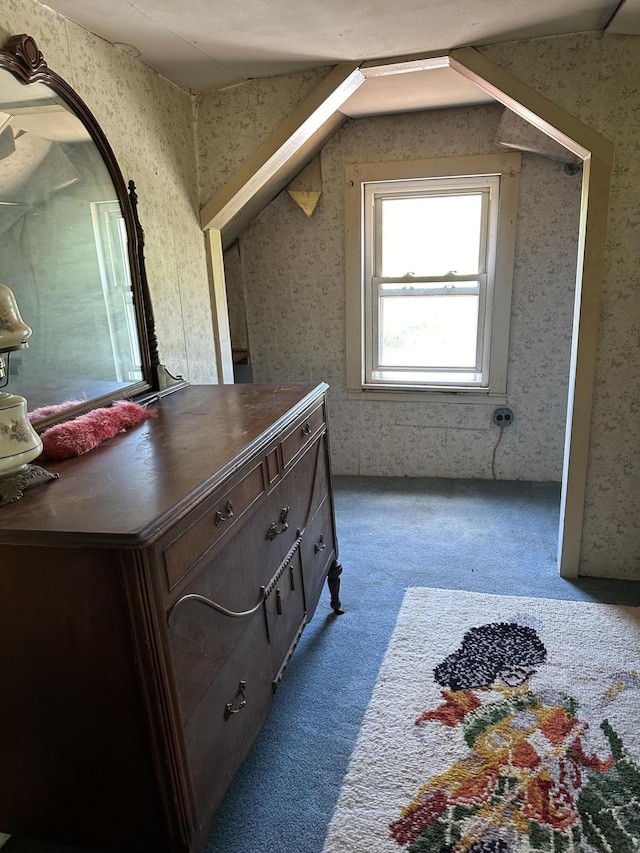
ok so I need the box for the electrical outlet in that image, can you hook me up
[493,407,514,427]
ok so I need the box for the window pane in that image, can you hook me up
[379,295,478,368]
[380,194,483,277]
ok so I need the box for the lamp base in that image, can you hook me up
[0,463,59,505]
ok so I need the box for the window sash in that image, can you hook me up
[375,289,484,373]
[372,183,492,278]
[364,175,498,389]
[376,274,484,297]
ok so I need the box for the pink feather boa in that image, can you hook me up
[28,400,85,422]
[38,400,155,461]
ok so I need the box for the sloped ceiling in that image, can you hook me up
[32,0,633,245]
[37,0,637,93]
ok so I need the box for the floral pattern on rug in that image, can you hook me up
[389,622,640,852]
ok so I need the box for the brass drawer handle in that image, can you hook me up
[301,422,312,437]
[224,680,247,720]
[266,506,290,540]
[214,499,234,526]
[314,534,326,553]
[167,587,265,625]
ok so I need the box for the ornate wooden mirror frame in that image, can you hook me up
[0,33,185,430]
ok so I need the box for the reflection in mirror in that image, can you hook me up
[0,34,190,430]
[0,70,143,413]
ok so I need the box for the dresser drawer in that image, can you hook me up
[281,401,326,468]
[167,515,274,724]
[301,494,337,619]
[306,431,330,523]
[264,544,306,686]
[162,460,265,592]
[183,610,273,821]
[167,582,267,725]
[249,436,325,574]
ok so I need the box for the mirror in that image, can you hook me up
[0,34,179,427]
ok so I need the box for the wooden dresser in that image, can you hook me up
[0,382,342,852]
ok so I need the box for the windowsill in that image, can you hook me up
[347,388,508,404]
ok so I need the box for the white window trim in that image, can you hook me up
[345,153,521,402]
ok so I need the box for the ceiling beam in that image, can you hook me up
[199,62,365,246]
[449,47,612,164]
[359,51,451,76]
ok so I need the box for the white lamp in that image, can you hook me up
[0,283,57,504]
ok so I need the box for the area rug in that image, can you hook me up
[321,588,640,853]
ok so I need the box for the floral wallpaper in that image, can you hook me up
[197,67,331,204]
[217,102,582,484]
[481,33,640,579]
[1,0,217,385]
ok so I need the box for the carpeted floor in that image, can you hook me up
[321,587,640,852]
[5,476,640,852]
[205,476,640,853]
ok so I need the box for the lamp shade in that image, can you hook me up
[0,392,43,476]
[0,283,32,351]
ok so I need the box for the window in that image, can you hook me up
[346,154,520,398]
[91,200,143,382]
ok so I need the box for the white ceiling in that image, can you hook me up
[341,66,494,118]
[40,0,640,97]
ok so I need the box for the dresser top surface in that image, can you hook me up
[0,382,326,548]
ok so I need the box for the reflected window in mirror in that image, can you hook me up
[90,199,143,383]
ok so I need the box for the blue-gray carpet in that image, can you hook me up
[5,476,640,852]
[204,476,640,853]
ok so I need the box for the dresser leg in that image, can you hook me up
[327,560,344,614]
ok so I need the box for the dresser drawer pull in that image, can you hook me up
[167,587,266,625]
[289,564,296,591]
[266,506,290,540]
[314,534,326,553]
[301,422,312,437]
[214,500,234,526]
[224,681,247,721]
[276,589,283,615]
